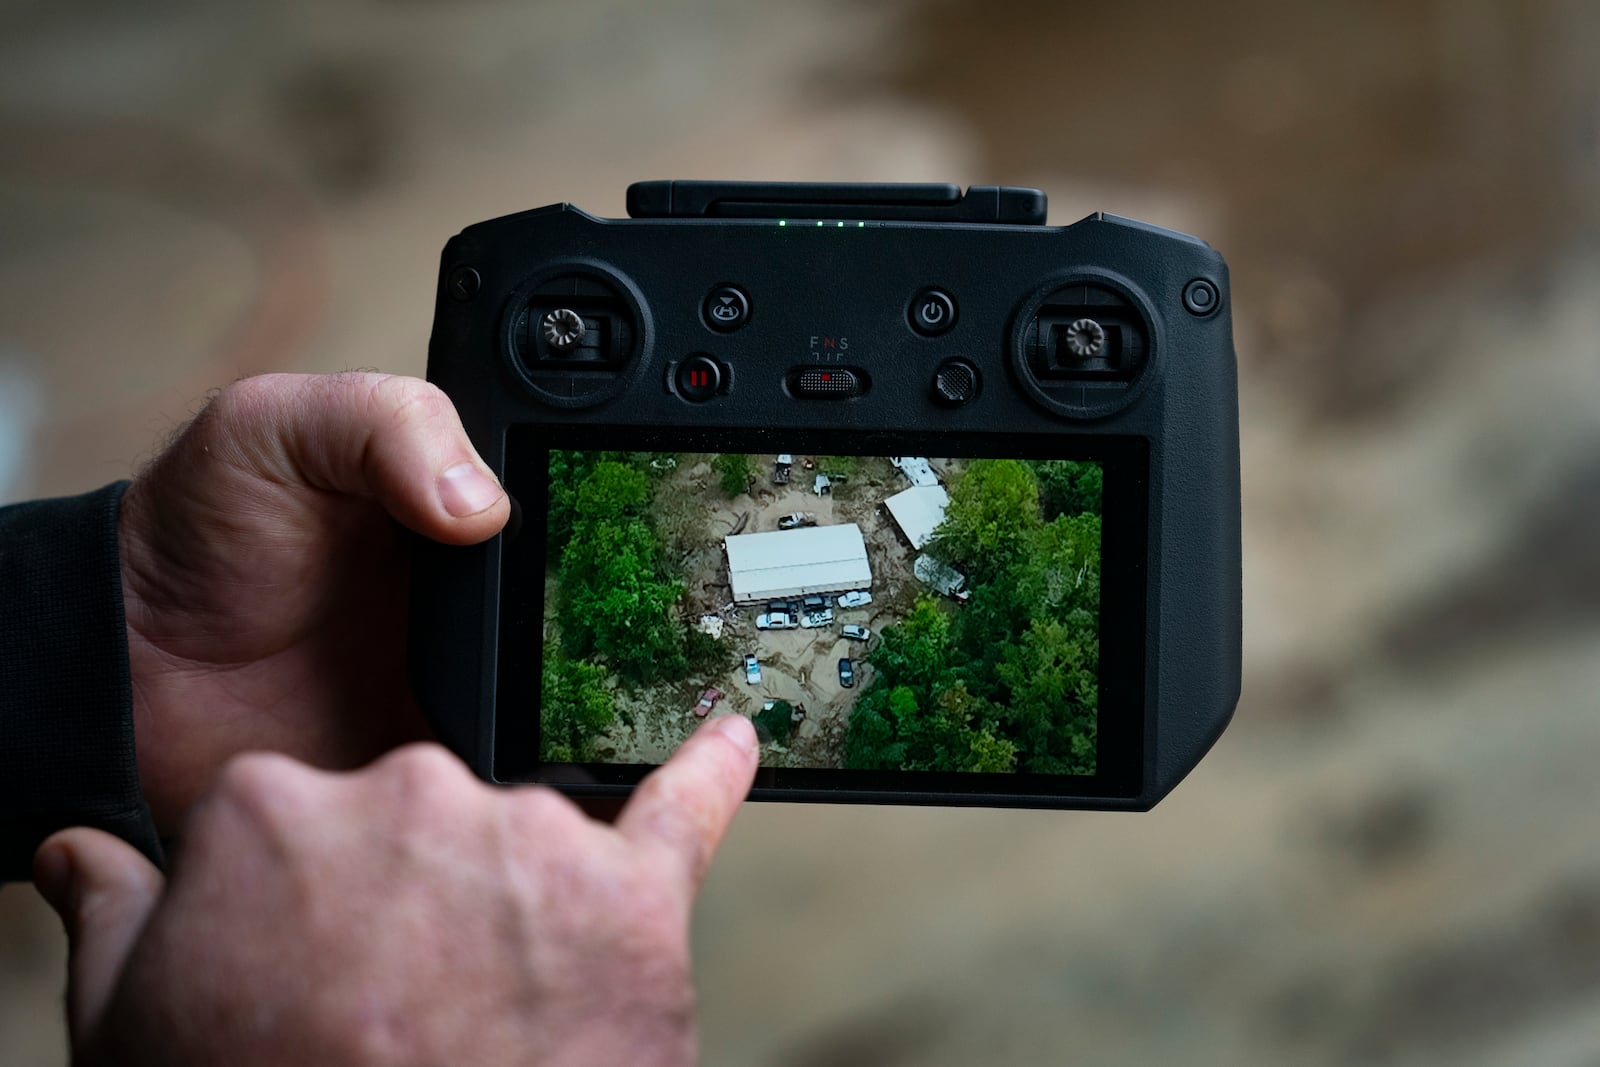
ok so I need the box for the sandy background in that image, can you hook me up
[3,1,1599,1063]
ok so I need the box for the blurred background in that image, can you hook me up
[3,0,1599,1063]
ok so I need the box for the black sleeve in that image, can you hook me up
[0,482,163,882]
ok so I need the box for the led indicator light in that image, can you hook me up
[857,221,865,228]
[836,221,844,227]
[816,220,824,227]
[778,219,787,227]
[821,373,831,382]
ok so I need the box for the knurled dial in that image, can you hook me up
[541,308,586,350]
[934,359,979,404]
[1065,318,1107,359]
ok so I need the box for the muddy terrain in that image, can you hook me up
[588,453,953,768]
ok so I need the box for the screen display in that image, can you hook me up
[497,427,1148,799]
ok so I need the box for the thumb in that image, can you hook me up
[199,372,511,546]
[34,829,165,1042]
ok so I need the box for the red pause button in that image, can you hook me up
[674,355,722,402]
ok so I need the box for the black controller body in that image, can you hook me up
[412,181,1241,810]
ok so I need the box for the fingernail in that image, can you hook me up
[438,462,504,517]
[33,843,75,915]
[713,713,758,755]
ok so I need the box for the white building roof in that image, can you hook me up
[884,484,950,550]
[725,524,872,603]
[890,456,940,487]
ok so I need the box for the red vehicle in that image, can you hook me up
[693,687,724,718]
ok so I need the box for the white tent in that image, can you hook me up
[884,484,950,550]
[724,524,871,603]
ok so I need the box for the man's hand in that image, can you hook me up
[33,715,759,1067]
[118,372,511,830]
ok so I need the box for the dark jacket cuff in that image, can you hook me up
[0,482,163,882]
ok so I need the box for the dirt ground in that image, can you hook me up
[5,3,1600,1065]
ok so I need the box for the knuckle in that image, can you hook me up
[508,784,575,830]
[206,751,317,831]
[372,742,477,811]
[368,374,453,432]
[215,750,302,798]
[173,374,305,477]
[208,373,290,426]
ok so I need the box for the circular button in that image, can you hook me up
[908,288,957,336]
[703,286,750,332]
[447,265,480,302]
[933,359,980,405]
[675,355,722,402]
[1183,278,1220,316]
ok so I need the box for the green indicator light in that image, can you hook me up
[857,221,865,228]
[837,221,844,227]
[778,219,786,227]
[816,220,824,227]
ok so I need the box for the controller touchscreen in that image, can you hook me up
[535,450,1103,777]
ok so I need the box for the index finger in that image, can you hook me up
[615,714,758,892]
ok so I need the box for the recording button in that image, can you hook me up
[675,356,722,402]
[909,288,957,335]
[703,285,750,332]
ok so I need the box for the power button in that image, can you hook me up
[908,288,957,336]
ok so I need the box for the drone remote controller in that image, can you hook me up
[412,181,1240,810]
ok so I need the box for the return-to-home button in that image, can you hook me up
[790,366,868,398]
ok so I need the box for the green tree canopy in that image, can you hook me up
[965,727,1019,773]
[546,452,665,563]
[843,697,903,770]
[573,460,650,527]
[712,452,752,497]
[869,597,956,692]
[557,463,686,684]
[540,648,615,762]
[1011,513,1102,622]
[995,616,1098,775]
[1030,459,1103,520]
[753,701,794,746]
[927,459,1042,583]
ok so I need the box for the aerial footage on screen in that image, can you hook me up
[539,451,1103,775]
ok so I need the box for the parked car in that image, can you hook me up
[744,654,762,685]
[842,624,872,642]
[693,687,723,718]
[837,657,856,688]
[756,611,797,630]
[801,594,832,612]
[836,590,873,609]
[800,609,834,629]
[767,599,796,616]
[777,511,816,530]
